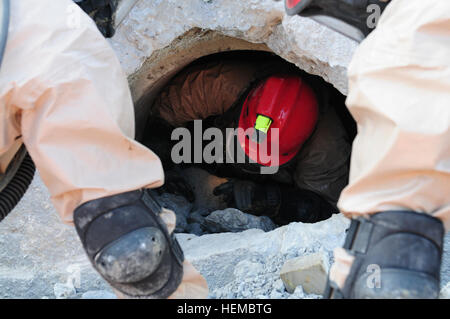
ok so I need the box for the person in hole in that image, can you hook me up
[144,55,354,225]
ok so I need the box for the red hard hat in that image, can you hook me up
[237,74,319,167]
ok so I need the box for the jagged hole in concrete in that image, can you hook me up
[133,40,356,236]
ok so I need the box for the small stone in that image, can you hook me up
[82,290,117,299]
[280,251,329,295]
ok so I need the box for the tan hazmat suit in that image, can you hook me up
[0,0,207,298]
[331,0,450,289]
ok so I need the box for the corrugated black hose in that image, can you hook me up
[0,153,35,222]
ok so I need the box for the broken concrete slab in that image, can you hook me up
[280,251,329,295]
[112,0,357,98]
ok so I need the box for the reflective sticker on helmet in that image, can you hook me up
[254,115,273,134]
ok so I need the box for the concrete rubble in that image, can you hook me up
[0,174,449,299]
[152,169,277,235]
[280,251,329,294]
[178,212,349,299]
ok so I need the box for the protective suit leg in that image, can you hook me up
[338,0,450,232]
[329,0,450,298]
[0,0,208,298]
[0,0,165,223]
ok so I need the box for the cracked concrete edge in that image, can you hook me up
[110,0,357,100]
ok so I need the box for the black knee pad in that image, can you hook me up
[325,210,445,299]
[74,189,184,298]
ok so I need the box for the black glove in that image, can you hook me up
[275,187,336,225]
[74,0,118,38]
[157,169,195,203]
[213,180,281,216]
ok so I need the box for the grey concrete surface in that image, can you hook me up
[0,174,448,298]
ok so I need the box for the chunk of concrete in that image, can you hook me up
[280,251,329,295]
[203,208,277,233]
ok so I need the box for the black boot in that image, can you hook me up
[73,189,184,298]
[284,0,391,41]
[325,210,445,299]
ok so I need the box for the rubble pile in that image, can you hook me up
[0,174,449,299]
[153,188,277,236]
